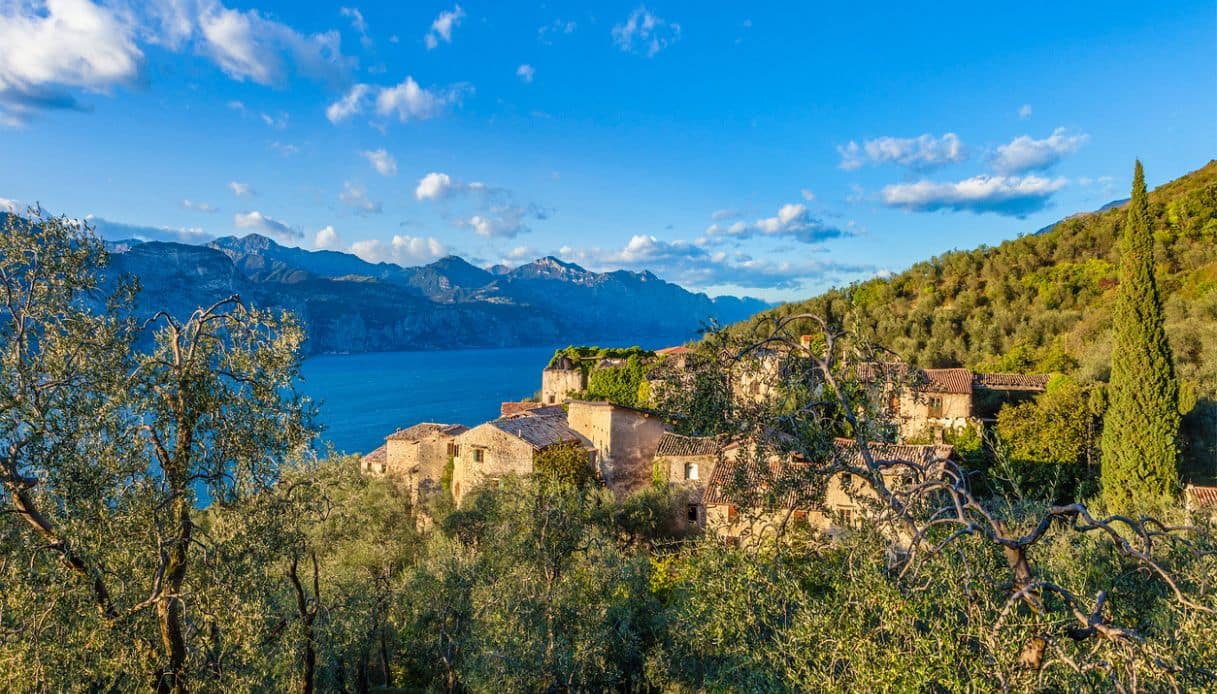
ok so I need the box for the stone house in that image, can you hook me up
[651,432,727,530]
[541,356,587,405]
[567,400,670,498]
[360,445,387,475]
[451,410,594,506]
[381,423,468,505]
[703,438,957,542]
[1184,484,1217,518]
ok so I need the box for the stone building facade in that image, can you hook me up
[567,400,669,498]
[541,357,587,405]
[451,410,594,506]
[703,438,957,542]
[651,432,726,530]
[382,423,468,505]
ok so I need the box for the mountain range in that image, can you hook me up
[97,233,769,355]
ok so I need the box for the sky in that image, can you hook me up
[0,1,1213,302]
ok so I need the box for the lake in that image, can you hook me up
[299,343,675,455]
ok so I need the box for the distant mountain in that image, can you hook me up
[97,234,770,355]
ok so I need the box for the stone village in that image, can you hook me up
[358,345,1077,540]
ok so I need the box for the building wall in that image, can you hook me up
[384,433,460,507]
[567,401,668,498]
[705,471,878,541]
[541,368,586,405]
[655,452,720,531]
[451,424,536,506]
[896,390,972,440]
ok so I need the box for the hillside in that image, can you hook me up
[732,161,1217,472]
[93,233,769,355]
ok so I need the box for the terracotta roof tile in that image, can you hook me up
[386,423,468,441]
[973,372,1051,391]
[490,414,590,450]
[360,445,386,465]
[918,368,974,395]
[1186,485,1217,510]
[655,433,723,457]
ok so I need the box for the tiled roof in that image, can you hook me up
[501,401,545,417]
[1185,485,1217,510]
[490,414,590,450]
[918,368,974,395]
[703,438,956,509]
[518,405,567,418]
[361,445,386,465]
[973,372,1051,391]
[830,438,956,468]
[386,423,468,441]
[655,432,723,457]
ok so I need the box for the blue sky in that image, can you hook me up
[0,1,1213,301]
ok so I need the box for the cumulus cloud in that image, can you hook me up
[561,235,871,291]
[181,199,217,213]
[196,4,350,86]
[0,0,142,125]
[838,133,966,171]
[350,234,448,266]
[325,77,470,124]
[710,208,742,221]
[415,172,454,200]
[516,64,535,83]
[991,127,1088,175]
[313,224,341,249]
[424,4,464,49]
[234,210,301,241]
[0,197,18,213]
[704,203,848,244]
[880,174,1067,217]
[612,6,680,57]
[229,181,254,197]
[1019,104,1033,119]
[800,188,816,202]
[454,204,541,239]
[360,148,397,176]
[338,181,381,215]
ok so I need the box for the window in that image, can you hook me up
[447,442,459,457]
[838,508,854,527]
[727,505,738,523]
[927,396,944,418]
[547,394,555,404]
[684,462,699,480]
[687,504,699,523]
[472,449,484,463]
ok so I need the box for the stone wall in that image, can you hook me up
[451,424,536,506]
[541,367,586,405]
[896,390,972,440]
[655,452,720,530]
[567,401,668,498]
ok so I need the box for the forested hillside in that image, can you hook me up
[734,161,1217,475]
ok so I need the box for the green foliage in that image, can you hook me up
[1101,162,1183,514]
[995,375,1100,502]
[586,353,649,407]
[548,344,653,370]
[533,440,594,487]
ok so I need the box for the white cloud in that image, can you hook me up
[229,181,254,197]
[0,197,19,213]
[1019,104,1033,119]
[991,127,1088,175]
[350,234,448,266]
[181,199,217,212]
[800,188,815,202]
[360,148,397,176]
[269,140,299,156]
[516,64,535,83]
[338,181,381,215]
[704,202,847,244]
[0,0,143,124]
[537,19,576,43]
[89,216,210,244]
[424,4,464,49]
[326,77,469,124]
[612,7,681,57]
[197,4,350,86]
[340,6,371,46]
[562,235,870,291]
[710,208,742,221]
[881,174,1067,217]
[838,133,966,171]
[313,224,341,249]
[415,172,454,200]
[234,210,300,241]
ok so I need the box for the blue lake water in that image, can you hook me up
[299,346,558,455]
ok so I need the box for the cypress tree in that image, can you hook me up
[1100,161,1180,514]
